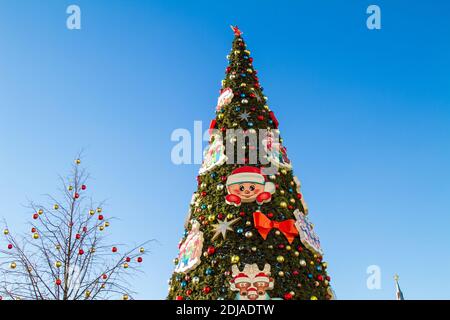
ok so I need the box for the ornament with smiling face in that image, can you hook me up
[225,166,276,207]
[230,264,274,300]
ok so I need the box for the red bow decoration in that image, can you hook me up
[253,212,299,244]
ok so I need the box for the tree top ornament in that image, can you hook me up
[230,25,243,37]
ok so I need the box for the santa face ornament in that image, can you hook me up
[225,166,276,207]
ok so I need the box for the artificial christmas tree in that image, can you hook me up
[168,26,334,300]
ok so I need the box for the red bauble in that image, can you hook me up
[31,227,36,233]
[326,276,331,281]
[176,296,184,301]
[186,290,193,296]
[33,213,39,220]
[239,211,246,217]
[278,244,285,249]
[267,212,274,219]
[112,247,118,253]
[217,213,224,220]
[98,215,104,221]
[125,257,131,262]
[7,244,13,250]
[81,185,87,190]
[56,279,62,286]
[221,176,227,182]
[78,249,84,255]
[207,246,216,255]
[83,226,88,232]
[297,246,303,252]
[284,293,293,300]
[102,274,108,280]
[293,270,300,276]
[74,193,80,199]
[75,234,81,240]
[201,191,207,197]
[257,115,264,121]
[317,275,324,281]
[202,287,211,294]
[137,257,143,263]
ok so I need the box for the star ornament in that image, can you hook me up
[230,25,243,37]
[211,217,241,241]
[239,111,251,121]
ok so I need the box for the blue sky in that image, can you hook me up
[0,0,449,299]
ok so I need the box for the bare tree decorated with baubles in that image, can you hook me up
[0,158,149,300]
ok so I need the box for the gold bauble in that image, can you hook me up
[56,244,61,250]
[90,247,96,253]
[85,290,91,298]
[275,230,281,236]
[226,213,234,220]
[123,294,129,300]
[310,261,315,266]
[123,263,129,269]
[104,221,110,227]
[10,262,17,269]
[290,198,296,204]
[38,209,43,215]
[286,246,292,251]
[68,186,73,191]
[89,209,95,215]
[314,281,320,287]
[218,114,224,120]
[268,245,274,249]
[322,262,328,269]
[245,231,253,239]
[294,251,300,257]
[53,204,59,210]
[281,169,287,175]
[139,247,145,253]
[277,256,285,263]
[99,226,105,231]
[231,255,240,264]
[280,202,288,209]
[55,261,62,268]
[278,271,285,277]
[290,181,295,186]
[97,208,102,213]
[300,259,307,267]
[240,83,247,87]
[75,159,81,165]
[3,229,9,235]
[311,296,318,300]
[245,221,252,226]
[33,233,39,239]
[280,190,285,195]
[251,247,257,252]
